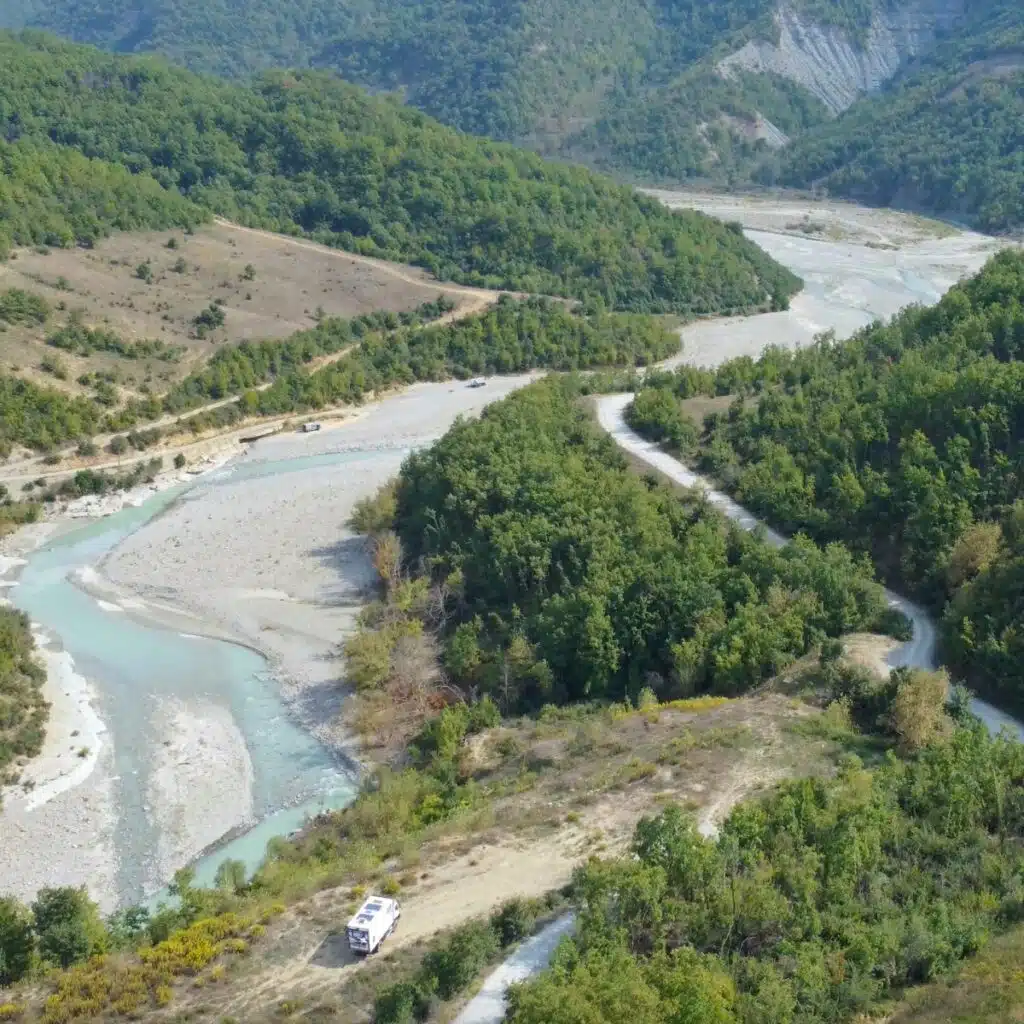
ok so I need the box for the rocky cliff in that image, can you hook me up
[718,0,967,113]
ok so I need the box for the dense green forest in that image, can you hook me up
[577,67,830,185]
[0,137,202,256]
[0,0,875,141]
[0,376,107,457]
[0,607,45,793]
[6,0,1023,231]
[507,726,1024,1023]
[387,377,897,710]
[0,32,800,314]
[627,249,1024,707]
[774,0,1024,233]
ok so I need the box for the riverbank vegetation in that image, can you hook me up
[0,608,45,793]
[0,373,1000,1024]
[626,249,1024,709]
[0,645,910,1023]
[0,296,677,460]
[342,377,901,741]
[0,32,801,314]
[0,667,863,1021]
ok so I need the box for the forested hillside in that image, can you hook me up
[508,728,1024,1023]
[0,296,678,459]
[391,377,896,709]
[1,338,1016,1024]
[0,138,203,256]
[628,249,1024,708]
[0,0,868,140]
[0,32,801,315]
[7,0,1023,231]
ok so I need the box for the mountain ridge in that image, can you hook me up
[0,1,1020,230]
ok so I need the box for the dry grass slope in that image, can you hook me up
[0,221,495,402]
[103,691,858,1024]
[888,922,1024,1023]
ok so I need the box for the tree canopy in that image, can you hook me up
[5,1,1021,231]
[0,607,46,793]
[773,0,1024,233]
[509,726,1024,1023]
[0,296,680,458]
[0,136,202,257]
[0,0,872,142]
[393,376,895,711]
[629,249,1024,708]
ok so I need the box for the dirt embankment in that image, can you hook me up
[151,692,846,1023]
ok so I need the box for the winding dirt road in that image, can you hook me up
[596,393,1024,739]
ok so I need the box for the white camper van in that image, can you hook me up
[345,895,401,955]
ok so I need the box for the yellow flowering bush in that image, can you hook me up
[40,912,262,1022]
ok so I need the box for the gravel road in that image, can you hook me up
[454,915,577,1024]
[597,393,1024,740]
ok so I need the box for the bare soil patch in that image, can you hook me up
[678,393,740,424]
[0,220,493,396]
[943,53,1024,100]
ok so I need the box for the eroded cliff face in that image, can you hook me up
[718,0,967,113]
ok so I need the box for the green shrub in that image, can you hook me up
[32,887,107,969]
[0,897,34,986]
[373,981,429,1024]
[348,482,398,535]
[490,898,538,947]
[421,921,499,1000]
[0,288,49,326]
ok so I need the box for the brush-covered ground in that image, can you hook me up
[0,222,494,414]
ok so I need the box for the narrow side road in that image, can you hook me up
[596,393,1024,740]
[454,915,577,1024]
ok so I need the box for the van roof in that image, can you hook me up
[346,895,396,929]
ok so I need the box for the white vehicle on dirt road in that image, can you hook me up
[346,895,401,955]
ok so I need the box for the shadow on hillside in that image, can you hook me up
[310,933,359,969]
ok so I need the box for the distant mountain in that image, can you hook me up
[772,1,1024,233]
[1,0,1021,232]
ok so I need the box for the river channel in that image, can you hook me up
[9,476,359,905]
